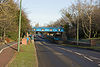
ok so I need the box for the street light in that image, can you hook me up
[77,16,79,45]
[18,0,22,52]
[74,11,79,45]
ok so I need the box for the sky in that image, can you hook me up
[20,0,74,27]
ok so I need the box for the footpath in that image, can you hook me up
[0,43,17,67]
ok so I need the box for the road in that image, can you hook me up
[35,36,100,67]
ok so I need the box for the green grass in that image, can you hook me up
[8,43,37,67]
[96,40,100,44]
[62,44,100,51]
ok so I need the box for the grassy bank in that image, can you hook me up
[8,43,37,67]
[62,44,100,51]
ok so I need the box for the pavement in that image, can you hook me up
[35,36,100,67]
[0,42,17,67]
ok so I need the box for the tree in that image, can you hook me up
[0,0,18,41]
[46,0,100,41]
[61,0,100,39]
[35,23,39,27]
[0,0,32,41]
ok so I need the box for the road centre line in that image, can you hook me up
[74,52,82,56]
[38,41,82,67]
[40,41,100,67]
[90,56,100,60]
[40,41,98,62]
[83,55,93,62]
[39,41,64,56]
[58,47,94,62]
[42,42,73,53]
[98,64,100,66]
[42,42,47,45]
[59,48,73,52]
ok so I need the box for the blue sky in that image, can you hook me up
[21,0,74,27]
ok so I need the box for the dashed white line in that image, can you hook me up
[58,47,73,53]
[42,42,45,43]
[83,55,93,62]
[90,56,100,60]
[74,52,82,56]
[66,49,73,52]
[40,41,99,63]
[54,52,63,55]
[98,64,100,66]
[39,42,63,56]
[58,47,94,62]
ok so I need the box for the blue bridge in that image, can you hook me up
[32,27,66,42]
[32,27,64,32]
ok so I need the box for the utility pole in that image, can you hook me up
[18,0,22,52]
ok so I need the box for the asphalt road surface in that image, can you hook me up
[35,36,100,67]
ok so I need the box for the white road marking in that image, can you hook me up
[58,47,73,53]
[54,52,63,55]
[66,49,73,52]
[58,47,94,62]
[90,56,100,60]
[0,43,17,54]
[43,42,47,45]
[39,42,63,56]
[39,41,97,63]
[74,52,82,56]
[83,55,93,62]
[98,64,100,66]
[39,42,43,45]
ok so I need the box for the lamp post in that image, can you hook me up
[73,11,79,45]
[18,0,22,52]
[74,11,79,45]
[77,17,79,45]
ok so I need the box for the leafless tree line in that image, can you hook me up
[47,0,100,39]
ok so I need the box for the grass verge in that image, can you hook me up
[62,44,100,51]
[8,43,37,67]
